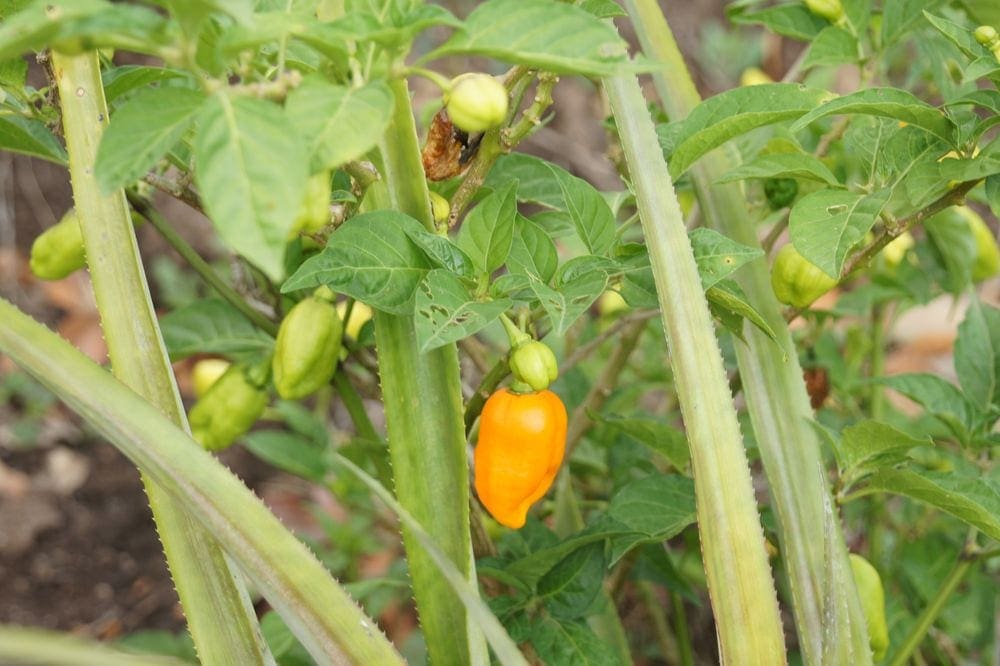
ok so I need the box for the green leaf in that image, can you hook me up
[728,3,828,40]
[0,0,107,61]
[402,225,475,278]
[802,26,858,68]
[606,474,697,539]
[286,79,393,172]
[577,0,624,18]
[706,280,777,343]
[597,413,689,470]
[529,617,620,666]
[882,0,941,46]
[507,215,558,283]
[0,115,66,164]
[661,83,831,178]
[531,271,606,335]
[159,298,274,361]
[925,208,976,293]
[101,65,188,104]
[486,155,616,254]
[414,270,510,352]
[537,543,606,620]
[954,299,1000,414]
[835,419,929,481]
[689,227,764,290]
[717,152,841,187]
[790,87,955,145]
[457,181,517,274]
[789,188,891,279]
[96,87,204,193]
[922,12,992,60]
[0,55,27,88]
[282,212,432,314]
[426,0,630,76]
[244,430,329,482]
[874,373,972,441]
[865,469,1000,542]
[193,94,308,281]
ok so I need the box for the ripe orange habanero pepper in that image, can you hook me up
[474,387,567,529]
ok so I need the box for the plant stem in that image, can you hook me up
[604,68,786,663]
[888,552,977,666]
[52,50,270,665]
[672,591,695,666]
[367,76,487,666]
[638,581,681,665]
[129,194,280,336]
[331,371,380,443]
[621,3,872,662]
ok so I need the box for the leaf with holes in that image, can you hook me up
[414,270,511,352]
[689,227,763,290]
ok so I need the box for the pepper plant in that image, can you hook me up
[1,0,999,664]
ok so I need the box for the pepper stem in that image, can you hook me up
[499,313,531,349]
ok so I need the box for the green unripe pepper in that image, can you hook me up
[30,209,86,280]
[955,205,1000,281]
[444,73,509,134]
[849,554,889,662]
[509,340,559,393]
[764,177,799,209]
[189,364,268,451]
[429,191,450,227]
[272,287,344,400]
[805,0,844,23]
[771,244,838,308]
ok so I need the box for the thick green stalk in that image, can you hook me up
[0,626,189,666]
[51,50,270,665]
[622,2,872,663]
[367,77,486,666]
[604,73,786,663]
[0,298,404,665]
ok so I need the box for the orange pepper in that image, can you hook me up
[474,388,567,529]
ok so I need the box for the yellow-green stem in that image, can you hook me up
[52,49,270,665]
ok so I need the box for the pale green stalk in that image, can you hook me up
[621,2,872,663]
[604,73,786,663]
[366,77,487,666]
[0,297,405,665]
[0,626,189,666]
[51,50,270,665]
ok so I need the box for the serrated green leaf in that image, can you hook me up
[507,215,558,283]
[159,298,274,361]
[717,152,841,187]
[281,211,432,314]
[193,94,307,281]
[661,83,831,178]
[789,188,891,278]
[96,87,204,193]
[954,299,999,414]
[286,79,393,172]
[874,373,972,441]
[689,227,764,290]
[836,419,929,481]
[803,26,858,68]
[537,543,606,620]
[531,271,606,335]
[865,469,1000,542]
[426,0,630,76]
[598,413,689,470]
[0,115,66,164]
[791,87,955,145]
[414,269,510,351]
[457,181,517,274]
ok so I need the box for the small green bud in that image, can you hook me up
[804,0,844,23]
[509,340,559,392]
[272,294,344,400]
[290,171,332,237]
[444,73,509,133]
[974,25,999,48]
[30,209,86,280]
[429,191,450,225]
[189,365,268,451]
